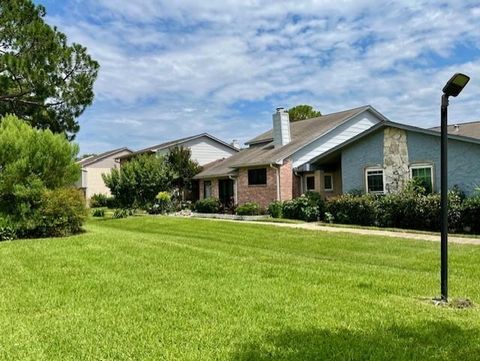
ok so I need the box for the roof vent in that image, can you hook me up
[453,124,460,132]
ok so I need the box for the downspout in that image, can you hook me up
[270,164,281,201]
[293,169,302,195]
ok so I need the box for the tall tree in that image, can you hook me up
[288,104,321,122]
[0,0,99,139]
[166,146,200,199]
[102,154,173,209]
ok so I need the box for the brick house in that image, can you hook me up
[194,106,386,208]
[194,106,480,209]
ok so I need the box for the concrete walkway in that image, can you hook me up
[195,217,480,245]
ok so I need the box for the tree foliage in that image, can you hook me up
[0,114,81,229]
[103,154,173,209]
[0,0,99,139]
[166,146,200,197]
[288,105,321,122]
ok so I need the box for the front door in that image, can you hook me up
[218,179,234,209]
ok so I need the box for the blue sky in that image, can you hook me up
[35,0,480,155]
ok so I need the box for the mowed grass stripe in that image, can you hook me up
[0,216,479,360]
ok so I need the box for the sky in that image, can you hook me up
[35,0,480,155]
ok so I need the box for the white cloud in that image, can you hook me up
[45,0,480,153]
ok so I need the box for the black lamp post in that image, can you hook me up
[440,73,470,301]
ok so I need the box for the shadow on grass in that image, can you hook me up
[232,321,480,361]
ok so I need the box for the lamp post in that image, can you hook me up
[440,73,470,301]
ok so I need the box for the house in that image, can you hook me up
[76,147,133,200]
[194,106,480,208]
[117,133,239,166]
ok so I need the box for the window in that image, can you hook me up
[410,164,433,193]
[366,168,384,194]
[324,174,333,191]
[248,168,267,185]
[204,180,212,198]
[306,176,315,191]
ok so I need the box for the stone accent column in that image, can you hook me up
[383,127,409,193]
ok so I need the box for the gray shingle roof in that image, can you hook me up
[430,121,480,140]
[77,147,132,167]
[195,105,374,179]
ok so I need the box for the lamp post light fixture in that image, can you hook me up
[440,73,470,302]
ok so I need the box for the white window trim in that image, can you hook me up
[324,173,334,192]
[409,163,434,191]
[305,175,316,191]
[365,167,385,194]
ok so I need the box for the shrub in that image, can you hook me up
[267,201,283,218]
[90,194,117,208]
[236,202,261,216]
[91,208,105,217]
[113,209,129,219]
[327,194,376,226]
[34,188,88,237]
[282,195,320,222]
[89,193,108,208]
[463,195,480,233]
[375,192,422,229]
[148,191,173,215]
[0,115,80,226]
[448,186,465,232]
[194,197,221,214]
[305,191,326,217]
[0,217,16,241]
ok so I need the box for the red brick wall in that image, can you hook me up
[199,160,295,209]
[236,160,294,209]
[279,160,293,201]
[292,173,302,198]
[198,179,219,199]
[237,166,278,209]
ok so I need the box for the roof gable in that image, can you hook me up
[118,133,239,160]
[77,147,132,167]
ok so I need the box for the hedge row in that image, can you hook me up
[325,186,479,233]
[190,184,480,234]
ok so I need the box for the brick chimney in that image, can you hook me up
[272,107,291,147]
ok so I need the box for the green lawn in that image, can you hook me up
[1,217,480,360]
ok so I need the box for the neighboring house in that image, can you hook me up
[117,133,239,166]
[194,106,480,208]
[76,147,133,200]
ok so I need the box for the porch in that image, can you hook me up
[296,153,343,199]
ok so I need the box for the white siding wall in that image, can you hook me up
[85,168,112,199]
[291,111,381,168]
[156,136,237,165]
[81,149,131,200]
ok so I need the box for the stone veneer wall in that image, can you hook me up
[383,127,409,193]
